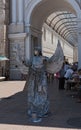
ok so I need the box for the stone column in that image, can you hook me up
[77,18,81,69]
[9,0,24,33]
[73,46,78,62]
[11,0,17,23]
[25,25,33,63]
[17,0,23,23]
[25,34,32,63]
[38,33,42,50]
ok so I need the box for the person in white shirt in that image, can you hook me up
[64,61,70,73]
[64,66,74,90]
[64,67,74,80]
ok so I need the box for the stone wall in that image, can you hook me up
[9,36,26,80]
[0,0,9,77]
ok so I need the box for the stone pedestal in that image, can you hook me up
[8,33,26,80]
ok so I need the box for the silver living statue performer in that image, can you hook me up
[27,49,49,117]
[16,40,64,119]
[27,40,64,118]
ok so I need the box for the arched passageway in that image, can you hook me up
[30,0,77,30]
[25,0,78,62]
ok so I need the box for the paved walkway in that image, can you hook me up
[0,79,81,130]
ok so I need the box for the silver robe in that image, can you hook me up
[27,56,49,117]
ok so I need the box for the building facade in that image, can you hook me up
[1,0,81,79]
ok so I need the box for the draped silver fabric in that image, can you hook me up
[46,40,64,74]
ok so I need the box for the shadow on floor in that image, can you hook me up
[0,79,81,129]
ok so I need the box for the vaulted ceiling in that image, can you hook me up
[46,11,78,46]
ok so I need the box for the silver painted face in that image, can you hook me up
[34,50,39,56]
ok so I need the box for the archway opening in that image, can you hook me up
[30,0,77,30]
[29,0,78,63]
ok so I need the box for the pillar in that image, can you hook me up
[73,46,78,62]
[77,18,81,69]
[25,34,32,63]
[11,0,17,23]
[17,0,23,23]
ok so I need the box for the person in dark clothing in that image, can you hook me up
[77,69,81,103]
[59,63,65,90]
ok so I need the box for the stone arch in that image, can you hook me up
[24,0,79,63]
[27,0,78,30]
